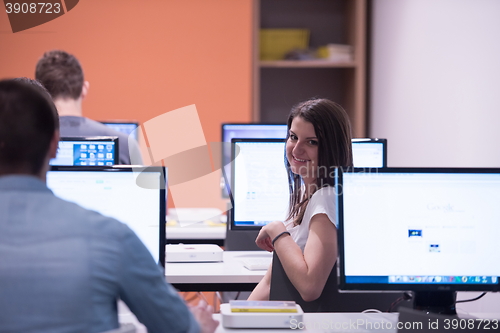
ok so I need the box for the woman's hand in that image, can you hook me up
[255,220,286,252]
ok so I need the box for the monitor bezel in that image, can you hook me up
[58,136,120,165]
[229,138,287,231]
[100,121,140,141]
[337,167,500,293]
[351,138,388,168]
[221,122,288,143]
[48,165,167,268]
[221,123,288,198]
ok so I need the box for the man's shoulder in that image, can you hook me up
[60,116,127,140]
[83,117,126,137]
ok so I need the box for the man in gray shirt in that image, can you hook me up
[35,49,143,165]
[0,79,218,333]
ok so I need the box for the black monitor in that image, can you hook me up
[229,139,288,230]
[47,166,166,268]
[337,167,500,314]
[220,123,288,198]
[352,138,387,168]
[101,121,139,141]
[51,137,119,166]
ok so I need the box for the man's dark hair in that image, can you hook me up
[0,79,59,175]
[35,50,84,100]
[12,77,52,99]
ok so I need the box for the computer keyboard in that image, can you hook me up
[240,257,272,271]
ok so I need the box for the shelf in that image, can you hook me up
[253,0,367,137]
[260,60,356,68]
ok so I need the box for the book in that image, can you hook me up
[229,300,298,313]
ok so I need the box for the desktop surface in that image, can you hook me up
[165,251,270,291]
[214,312,399,332]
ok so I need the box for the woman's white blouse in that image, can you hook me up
[286,186,337,252]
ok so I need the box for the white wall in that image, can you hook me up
[371,0,500,314]
[371,0,500,168]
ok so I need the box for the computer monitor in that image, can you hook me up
[228,138,388,230]
[351,138,387,168]
[101,121,139,141]
[220,123,288,197]
[47,166,166,268]
[229,139,289,230]
[51,137,119,166]
[337,167,500,314]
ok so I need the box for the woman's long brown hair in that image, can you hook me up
[285,98,353,226]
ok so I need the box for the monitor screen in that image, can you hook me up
[229,138,388,230]
[51,137,119,166]
[47,166,166,267]
[351,138,387,168]
[337,168,500,313]
[230,139,289,229]
[101,121,139,141]
[221,123,288,198]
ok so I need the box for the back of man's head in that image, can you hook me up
[0,79,59,176]
[35,50,84,100]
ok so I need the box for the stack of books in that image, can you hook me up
[326,43,353,62]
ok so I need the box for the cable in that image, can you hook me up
[456,292,486,303]
[388,292,413,312]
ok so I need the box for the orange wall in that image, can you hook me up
[0,0,253,211]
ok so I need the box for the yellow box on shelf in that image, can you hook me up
[259,29,310,61]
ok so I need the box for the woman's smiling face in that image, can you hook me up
[286,116,319,185]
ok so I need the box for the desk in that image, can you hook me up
[213,311,500,332]
[213,312,399,332]
[165,251,269,292]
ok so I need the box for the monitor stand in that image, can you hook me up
[224,202,264,251]
[224,229,262,251]
[413,291,457,315]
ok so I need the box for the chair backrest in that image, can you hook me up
[270,252,405,312]
[100,324,136,333]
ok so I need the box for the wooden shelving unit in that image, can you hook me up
[252,0,367,137]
